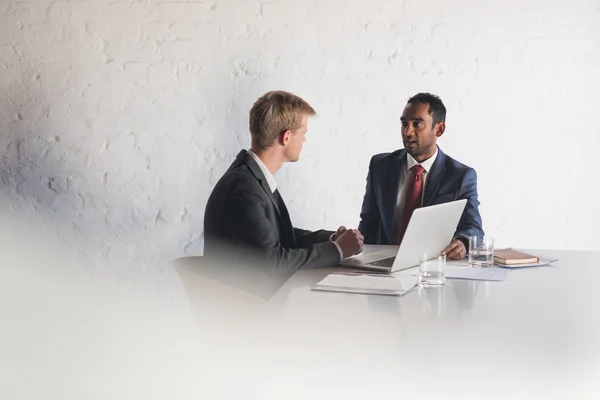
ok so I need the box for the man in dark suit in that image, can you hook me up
[358,93,484,260]
[204,90,364,279]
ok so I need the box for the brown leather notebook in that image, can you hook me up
[493,249,539,265]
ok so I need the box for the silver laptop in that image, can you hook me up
[340,199,467,273]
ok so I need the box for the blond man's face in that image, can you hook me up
[284,115,308,162]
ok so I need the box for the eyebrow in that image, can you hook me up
[400,117,425,122]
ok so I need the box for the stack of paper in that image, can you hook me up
[313,273,418,296]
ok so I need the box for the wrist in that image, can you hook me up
[454,237,468,250]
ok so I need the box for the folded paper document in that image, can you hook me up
[313,273,418,296]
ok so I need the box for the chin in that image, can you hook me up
[404,148,416,157]
[285,152,301,162]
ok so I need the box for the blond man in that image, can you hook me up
[203,91,363,275]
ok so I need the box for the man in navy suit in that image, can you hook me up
[358,93,484,260]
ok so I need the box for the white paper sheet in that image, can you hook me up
[446,267,509,281]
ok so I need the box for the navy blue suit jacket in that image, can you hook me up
[358,147,484,245]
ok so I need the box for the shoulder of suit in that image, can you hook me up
[370,149,405,166]
[215,163,265,194]
[440,151,476,174]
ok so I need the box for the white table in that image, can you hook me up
[175,245,600,399]
[1,243,599,399]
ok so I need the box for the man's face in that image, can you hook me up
[283,115,307,162]
[400,102,442,161]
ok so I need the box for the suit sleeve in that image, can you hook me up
[227,191,340,273]
[358,157,381,244]
[293,228,335,248]
[454,168,485,242]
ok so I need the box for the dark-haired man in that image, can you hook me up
[358,93,483,260]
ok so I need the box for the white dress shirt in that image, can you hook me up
[248,149,278,193]
[248,149,344,259]
[394,148,439,233]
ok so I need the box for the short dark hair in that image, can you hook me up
[407,93,446,126]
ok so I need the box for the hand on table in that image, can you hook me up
[333,225,347,241]
[442,239,467,260]
[335,228,364,259]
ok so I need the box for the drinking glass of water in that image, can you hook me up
[468,236,494,267]
[419,253,446,286]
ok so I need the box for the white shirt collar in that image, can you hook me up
[406,147,438,173]
[248,149,278,193]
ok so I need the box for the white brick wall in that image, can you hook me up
[1,0,599,281]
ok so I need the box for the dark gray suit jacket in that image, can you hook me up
[203,150,340,276]
[358,147,484,246]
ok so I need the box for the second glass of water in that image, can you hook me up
[468,236,494,267]
[419,253,446,286]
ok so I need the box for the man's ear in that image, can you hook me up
[279,130,292,145]
[434,122,446,138]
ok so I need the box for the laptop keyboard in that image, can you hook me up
[369,257,396,268]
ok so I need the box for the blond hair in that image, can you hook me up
[249,90,316,151]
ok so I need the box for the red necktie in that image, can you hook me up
[396,165,425,244]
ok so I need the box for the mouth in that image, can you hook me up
[404,139,417,147]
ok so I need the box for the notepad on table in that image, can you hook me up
[493,249,539,265]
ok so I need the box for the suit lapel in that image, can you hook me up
[240,150,281,213]
[423,148,447,207]
[273,191,297,246]
[387,150,407,242]
[240,150,296,245]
